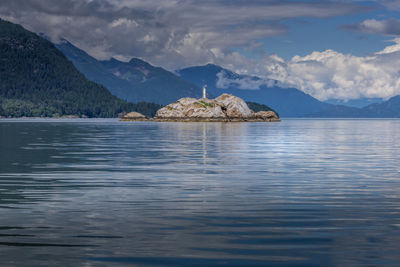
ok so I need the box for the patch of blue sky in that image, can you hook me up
[232,1,400,60]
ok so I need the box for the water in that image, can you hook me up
[1,119,400,266]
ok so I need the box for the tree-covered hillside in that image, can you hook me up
[246,102,279,117]
[0,18,160,118]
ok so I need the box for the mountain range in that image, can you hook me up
[324,98,384,108]
[56,40,341,117]
[308,95,400,117]
[55,40,201,105]
[53,35,400,118]
[0,18,160,118]
[1,18,399,118]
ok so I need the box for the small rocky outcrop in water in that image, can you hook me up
[254,111,280,121]
[120,111,148,121]
[153,94,280,122]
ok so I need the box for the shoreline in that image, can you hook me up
[120,117,281,122]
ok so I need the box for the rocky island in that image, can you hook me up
[121,94,280,122]
[120,112,149,121]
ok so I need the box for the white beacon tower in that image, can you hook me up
[202,85,207,99]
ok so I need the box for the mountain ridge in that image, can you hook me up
[55,40,202,105]
[309,95,400,118]
[4,18,398,118]
[0,18,160,118]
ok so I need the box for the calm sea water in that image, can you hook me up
[1,119,400,266]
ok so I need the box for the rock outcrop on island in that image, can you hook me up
[154,94,279,122]
[121,94,280,122]
[120,112,148,121]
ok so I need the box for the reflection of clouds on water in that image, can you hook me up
[1,119,400,265]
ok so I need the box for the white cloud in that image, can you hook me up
[0,0,370,68]
[222,38,400,101]
[216,71,276,90]
[376,37,400,54]
[342,18,400,35]
[380,0,400,10]
[3,0,397,101]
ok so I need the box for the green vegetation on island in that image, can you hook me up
[246,102,279,117]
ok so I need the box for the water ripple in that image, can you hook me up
[1,119,400,266]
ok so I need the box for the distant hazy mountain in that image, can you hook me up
[0,19,159,118]
[362,96,400,117]
[55,40,201,104]
[324,98,384,108]
[309,95,400,117]
[177,64,332,117]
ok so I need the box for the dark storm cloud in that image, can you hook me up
[0,0,152,20]
[0,0,372,68]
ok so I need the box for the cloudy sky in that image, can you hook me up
[2,0,400,101]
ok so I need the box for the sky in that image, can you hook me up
[2,0,400,101]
